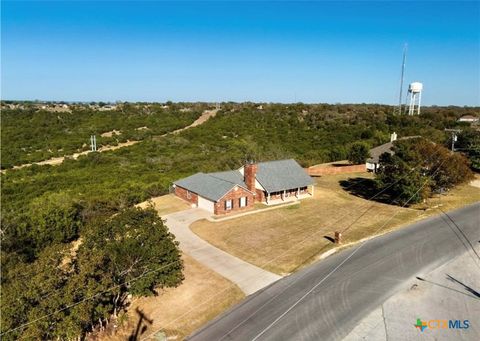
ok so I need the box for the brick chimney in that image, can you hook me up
[244,162,257,192]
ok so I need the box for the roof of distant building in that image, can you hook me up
[458,115,479,121]
[367,136,421,164]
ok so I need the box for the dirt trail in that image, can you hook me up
[9,140,140,170]
[171,109,217,133]
[4,109,218,172]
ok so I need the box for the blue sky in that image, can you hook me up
[2,1,479,105]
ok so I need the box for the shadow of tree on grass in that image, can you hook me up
[339,177,394,204]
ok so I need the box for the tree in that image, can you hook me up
[456,129,480,171]
[1,207,183,340]
[78,206,184,317]
[28,192,83,252]
[347,142,370,165]
[376,138,473,205]
[1,244,70,340]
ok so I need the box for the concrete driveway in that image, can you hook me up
[164,208,281,295]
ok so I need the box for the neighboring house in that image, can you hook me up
[366,133,420,173]
[173,159,314,215]
[98,105,117,111]
[457,115,479,123]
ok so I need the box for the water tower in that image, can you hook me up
[407,82,423,115]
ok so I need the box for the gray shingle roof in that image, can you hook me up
[173,172,243,202]
[173,159,314,200]
[367,142,395,164]
[256,159,314,193]
[209,170,247,188]
[367,136,421,164]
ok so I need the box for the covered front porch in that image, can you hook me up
[263,185,314,205]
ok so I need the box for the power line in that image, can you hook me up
[0,259,182,336]
[249,157,449,341]
[222,151,431,259]
[3,135,456,338]
[438,208,480,268]
[142,149,445,340]
[338,149,441,235]
[142,184,407,339]
[213,155,448,341]
[1,235,246,338]
[147,140,451,340]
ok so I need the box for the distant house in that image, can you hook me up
[366,133,420,173]
[457,115,479,123]
[173,159,314,215]
[98,105,116,111]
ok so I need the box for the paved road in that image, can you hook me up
[188,202,480,341]
[164,209,281,295]
[344,250,480,340]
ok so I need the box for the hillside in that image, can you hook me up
[0,102,206,168]
[3,103,479,215]
[1,102,478,339]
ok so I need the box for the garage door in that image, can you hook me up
[197,196,214,213]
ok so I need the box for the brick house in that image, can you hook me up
[173,159,314,215]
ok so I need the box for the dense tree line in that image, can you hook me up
[376,138,474,205]
[1,102,478,338]
[1,207,183,340]
[1,102,206,168]
[456,128,480,171]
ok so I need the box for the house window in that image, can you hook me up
[186,190,191,199]
[225,199,233,210]
[239,197,247,207]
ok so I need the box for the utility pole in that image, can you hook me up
[90,135,97,151]
[444,129,461,151]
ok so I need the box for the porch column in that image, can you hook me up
[296,187,300,198]
[310,185,315,196]
[267,192,270,204]
[283,190,286,201]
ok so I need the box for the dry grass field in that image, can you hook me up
[191,172,480,275]
[97,254,244,341]
[136,193,192,217]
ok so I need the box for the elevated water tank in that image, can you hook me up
[409,82,423,93]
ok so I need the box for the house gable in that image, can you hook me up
[214,185,254,215]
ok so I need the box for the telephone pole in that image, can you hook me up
[90,135,97,151]
[444,129,461,151]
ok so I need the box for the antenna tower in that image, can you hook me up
[394,44,407,115]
